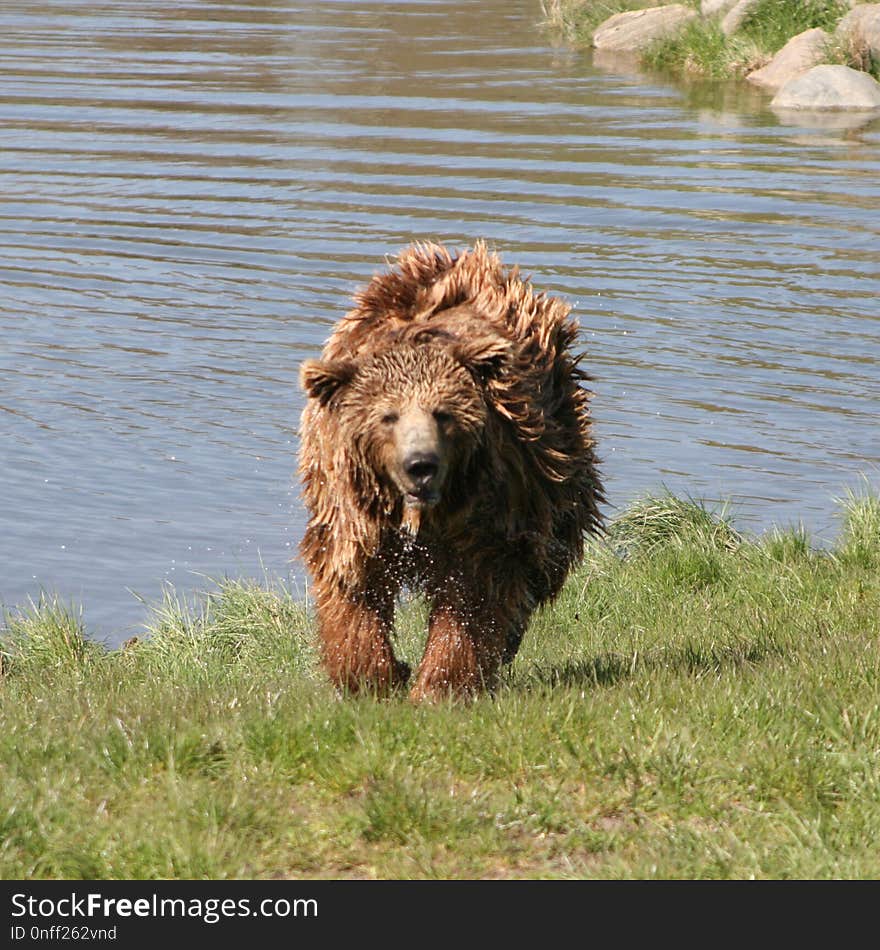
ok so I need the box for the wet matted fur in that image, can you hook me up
[299,241,603,701]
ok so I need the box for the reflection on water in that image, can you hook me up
[1,1,878,643]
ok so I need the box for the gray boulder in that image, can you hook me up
[747,28,830,90]
[771,63,880,109]
[593,4,698,51]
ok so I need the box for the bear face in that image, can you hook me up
[301,341,488,519]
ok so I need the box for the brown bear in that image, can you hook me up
[298,241,603,701]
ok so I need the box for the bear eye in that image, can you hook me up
[433,410,454,426]
[381,411,399,425]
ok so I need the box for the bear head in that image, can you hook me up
[301,332,509,518]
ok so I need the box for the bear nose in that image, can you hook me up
[404,452,440,486]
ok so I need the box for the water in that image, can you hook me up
[1,0,878,645]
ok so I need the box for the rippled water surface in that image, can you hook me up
[2,0,879,643]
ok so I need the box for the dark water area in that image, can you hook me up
[1,1,878,645]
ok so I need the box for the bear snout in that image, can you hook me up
[393,409,447,505]
[403,451,441,495]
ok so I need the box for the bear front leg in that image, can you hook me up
[410,602,508,702]
[316,591,409,696]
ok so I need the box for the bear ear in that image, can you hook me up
[300,358,358,406]
[452,336,510,382]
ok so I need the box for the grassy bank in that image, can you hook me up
[542,0,879,81]
[2,489,880,879]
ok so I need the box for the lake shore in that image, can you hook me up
[541,0,880,90]
[3,488,879,878]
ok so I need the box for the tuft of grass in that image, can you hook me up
[837,484,880,568]
[2,489,880,879]
[762,524,813,564]
[132,577,316,681]
[738,0,850,55]
[603,491,742,557]
[643,18,766,78]
[1,596,100,678]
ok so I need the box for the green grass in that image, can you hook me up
[641,18,767,78]
[2,490,880,879]
[737,0,850,55]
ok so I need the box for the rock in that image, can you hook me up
[701,0,738,15]
[771,63,880,109]
[836,3,880,61]
[746,28,830,90]
[721,0,762,35]
[592,4,698,52]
